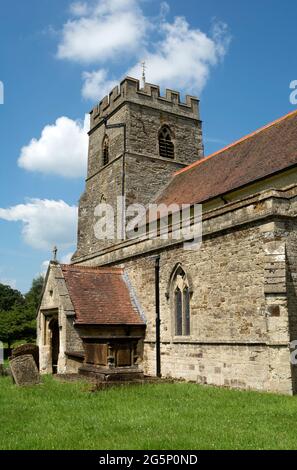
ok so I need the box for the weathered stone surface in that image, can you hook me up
[36,75,297,396]
[76,188,297,395]
[73,78,203,260]
[12,344,39,369]
[9,355,40,386]
[79,364,144,382]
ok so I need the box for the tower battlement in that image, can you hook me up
[90,76,200,130]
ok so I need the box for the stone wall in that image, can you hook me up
[285,219,297,391]
[65,317,83,352]
[122,221,293,394]
[75,158,124,257]
[286,220,297,340]
[75,187,297,394]
[124,153,186,208]
[88,105,127,179]
[143,343,292,394]
[127,102,203,165]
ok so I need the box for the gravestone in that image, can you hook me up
[9,354,40,386]
[12,344,39,369]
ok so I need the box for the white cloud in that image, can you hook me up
[0,199,78,250]
[160,1,170,19]
[128,17,231,95]
[18,115,89,178]
[57,2,230,104]
[70,1,89,16]
[57,0,147,63]
[79,15,230,102]
[82,69,118,101]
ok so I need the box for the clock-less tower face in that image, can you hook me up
[73,77,204,262]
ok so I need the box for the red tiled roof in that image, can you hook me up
[157,109,297,206]
[60,265,144,325]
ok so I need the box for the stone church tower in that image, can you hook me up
[73,77,203,261]
[38,75,297,394]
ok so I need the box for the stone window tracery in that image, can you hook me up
[171,266,191,336]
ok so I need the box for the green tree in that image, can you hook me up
[25,276,44,310]
[0,276,44,348]
[0,283,24,311]
[0,308,24,349]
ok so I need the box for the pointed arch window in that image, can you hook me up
[171,266,191,336]
[183,286,190,336]
[102,135,109,166]
[159,126,174,159]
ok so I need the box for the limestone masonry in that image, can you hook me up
[38,77,297,394]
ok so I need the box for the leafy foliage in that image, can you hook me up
[0,276,44,348]
[0,284,24,312]
[24,276,44,310]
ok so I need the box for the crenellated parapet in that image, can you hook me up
[90,76,200,130]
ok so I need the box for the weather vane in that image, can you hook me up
[52,246,58,262]
[141,61,146,89]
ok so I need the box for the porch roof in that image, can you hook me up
[60,264,145,326]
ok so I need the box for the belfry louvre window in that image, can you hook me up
[103,136,109,166]
[159,126,174,159]
[171,266,191,336]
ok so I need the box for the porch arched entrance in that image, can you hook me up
[49,318,60,374]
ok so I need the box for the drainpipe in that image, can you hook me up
[155,255,161,378]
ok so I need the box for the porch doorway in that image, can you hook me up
[49,318,60,374]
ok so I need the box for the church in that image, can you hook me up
[37,76,297,394]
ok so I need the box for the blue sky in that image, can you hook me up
[0,0,296,292]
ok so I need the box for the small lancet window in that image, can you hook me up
[102,135,109,166]
[175,287,183,336]
[159,126,174,159]
[183,286,190,336]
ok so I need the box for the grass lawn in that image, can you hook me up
[1,375,297,450]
